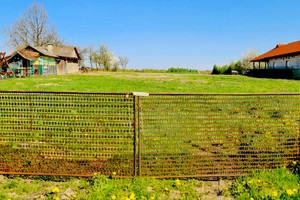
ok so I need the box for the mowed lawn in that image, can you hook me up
[0,71,299,93]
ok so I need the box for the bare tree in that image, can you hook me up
[2,1,63,49]
[98,44,114,71]
[87,45,95,69]
[118,56,129,70]
[240,49,260,71]
[76,46,88,66]
[112,59,120,72]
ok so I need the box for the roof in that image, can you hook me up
[7,46,41,61]
[51,46,81,59]
[33,47,57,58]
[251,40,300,62]
[18,50,40,60]
[7,45,80,61]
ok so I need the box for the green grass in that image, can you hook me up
[231,167,300,200]
[2,168,300,200]
[0,72,299,93]
[0,175,232,200]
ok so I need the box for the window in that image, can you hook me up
[273,62,276,69]
[286,61,289,68]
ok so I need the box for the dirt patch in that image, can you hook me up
[196,180,233,200]
[180,79,208,84]
[83,71,198,80]
[35,83,61,87]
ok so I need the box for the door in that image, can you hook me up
[39,65,43,76]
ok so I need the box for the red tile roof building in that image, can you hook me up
[249,40,300,79]
[251,40,300,62]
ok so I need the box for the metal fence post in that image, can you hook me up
[133,95,137,177]
[132,92,149,177]
[138,96,141,177]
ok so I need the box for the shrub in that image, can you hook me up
[212,61,245,75]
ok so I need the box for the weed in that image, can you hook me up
[231,168,300,199]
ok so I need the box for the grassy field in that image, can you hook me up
[0,72,300,199]
[0,72,299,93]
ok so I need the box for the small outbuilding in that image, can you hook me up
[3,44,81,77]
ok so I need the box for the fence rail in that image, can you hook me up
[0,91,299,178]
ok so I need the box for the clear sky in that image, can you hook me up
[1,0,300,70]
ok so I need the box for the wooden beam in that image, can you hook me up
[0,52,15,76]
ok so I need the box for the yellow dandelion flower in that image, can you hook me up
[250,198,254,200]
[165,187,169,191]
[150,197,155,200]
[224,187,228,190]
[72,194,77,198]
[272,191,278,197]
[111,195,116,200]
[130,193,135,200]
[55,197,60,200]
[112,172,117,175]
[94,172,97,176]
[141,196,145,199]
[248,180,253,184]
[257,180,261,183]
[235,139,240,143]
[175,179,180,185]
[85,133,88,136]
[293,188,297,193]
[286,189,294,195]
[52,187,60,193]
[293,161,297,165]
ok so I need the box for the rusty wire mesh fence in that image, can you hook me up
[0,91,135,177]
[0,91,299,178]
[138,94,300,178]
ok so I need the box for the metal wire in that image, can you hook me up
[0,91,299,178]
[0,91,135,177]
[138,94,300,178]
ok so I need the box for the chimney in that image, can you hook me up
[46,43,53,53]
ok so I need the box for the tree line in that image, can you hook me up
[212,49,260,75]
[77,45,129,71]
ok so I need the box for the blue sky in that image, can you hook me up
[1,0,300,70]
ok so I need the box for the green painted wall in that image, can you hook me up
[293,69,300,80]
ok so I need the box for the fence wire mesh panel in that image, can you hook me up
[0,91,135,177]
[138,94,300,178]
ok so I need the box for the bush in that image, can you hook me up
[212,61,245,75]
[211,64,231,74]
